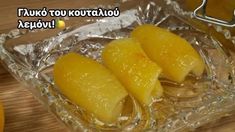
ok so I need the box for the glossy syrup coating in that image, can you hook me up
[53,53,128,123]
[102,38,163,105]
[131,24,205,83]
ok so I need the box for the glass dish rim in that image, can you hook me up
[1,0,235,131]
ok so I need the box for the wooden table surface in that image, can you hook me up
[0,0,235,132]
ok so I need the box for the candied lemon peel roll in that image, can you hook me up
[54,53,128,123]
[131,24,205,83]
[102,38,163,105]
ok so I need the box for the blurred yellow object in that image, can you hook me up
[56,20,65,29]
[131,24,205,83]
[0,101,4,132]
[102,38,163,105]
[54,53,128,123]
[185,0,235,21]
[185,0,235,51]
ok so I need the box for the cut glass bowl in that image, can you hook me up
[1,0,235,131]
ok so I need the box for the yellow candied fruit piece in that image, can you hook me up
[131,24,205,83]
[53,53,128,123]
[102,38,163,105]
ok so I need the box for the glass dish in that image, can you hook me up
[1,0,235,131]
